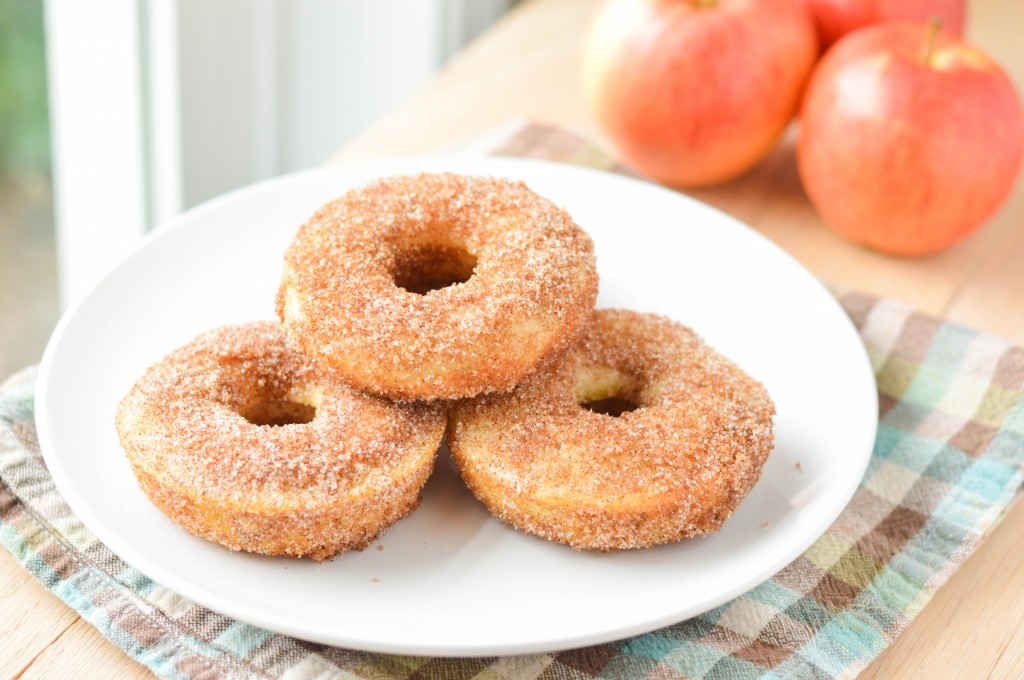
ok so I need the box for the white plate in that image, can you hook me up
[36,156,877,656]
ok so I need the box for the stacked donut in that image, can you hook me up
[116,173,774,561]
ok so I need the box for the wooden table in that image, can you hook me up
[4,0,1023,677]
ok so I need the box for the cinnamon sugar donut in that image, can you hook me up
[115,322,446,561]
[448,309,775,550]
[276,173,599,401]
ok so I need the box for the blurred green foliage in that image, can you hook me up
[0,0,50,174]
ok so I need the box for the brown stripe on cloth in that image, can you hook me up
[697,620,754,654]
[839,291,881,331]
[772,556,827,596]
[732,636,795,670]
[949,420,1001,459]
[547,644,619,678]
[107,603,167,649]
[808,572,862,611]
[890,313,944,363]
[759,609,816,649]
[829,488,901,546]
[993,346,1024,391]
[35,539,85,582]
[855,506,930,564]
[176,603,236,644]
[878,392,899,419]
[0,483,18,518]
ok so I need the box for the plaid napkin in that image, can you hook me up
[3,124,1023,680]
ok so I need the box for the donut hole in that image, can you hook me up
[241,399,316,427]
[575,367,643,418]
[581,396,640,417]
[392,241,477,295]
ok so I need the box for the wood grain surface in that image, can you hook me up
[4,0,1022,677]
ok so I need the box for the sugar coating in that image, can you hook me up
[448,309,776,551]
[275,173,599,401]
[117,178,775,560]
[114,322,446,561]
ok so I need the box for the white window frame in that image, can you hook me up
[45,0,152,306]
[44,0,513,308]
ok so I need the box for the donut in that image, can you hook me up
[448,309,775,550]
[115,322,446,561]
[276,173,599,401]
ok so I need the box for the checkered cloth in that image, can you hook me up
[2,124,1023,679]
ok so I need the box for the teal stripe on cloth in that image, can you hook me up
[662,640,730,677]
[744,579,805,613]
[212,622,272,658]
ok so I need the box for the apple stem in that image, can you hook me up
[923,18,942,68]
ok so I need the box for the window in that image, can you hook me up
[0,0,57,378]
[2,1,512,378]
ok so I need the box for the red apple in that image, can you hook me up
[805,0,964,51]
[798,22,1024,256]
[582,0,818,187]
